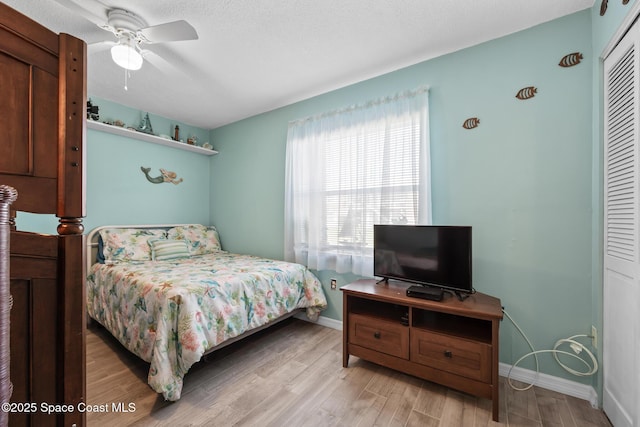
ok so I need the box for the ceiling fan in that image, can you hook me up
[55,0,198,71]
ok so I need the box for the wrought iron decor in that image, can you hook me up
[0,185,17,427]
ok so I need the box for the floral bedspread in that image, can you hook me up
[86,252,327,400]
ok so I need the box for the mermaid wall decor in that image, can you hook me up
[140,167,183,185]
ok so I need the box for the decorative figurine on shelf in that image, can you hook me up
[187,135,197,145]
[174,125,180,141]
[87,99,99,121]
[138,112,154,134]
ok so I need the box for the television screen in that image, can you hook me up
[373,225,472,293]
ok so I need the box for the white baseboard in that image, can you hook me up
[295,315,599,408]
[499,363,599,408]
[295,312,343,330]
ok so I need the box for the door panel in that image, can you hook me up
[603,269,637,426]
[0,43,60,214]
[9,234,60,427]
[33,67,59,179]
[0,52,31,174]
[10,276,58,427]
[603,18,640,427]
[0,24,58,74]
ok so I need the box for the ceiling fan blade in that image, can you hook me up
[140,46,210,81]
[139,20,198,43]
[87,40,115,54]
[53,0,109,28]
[140,49,180,74]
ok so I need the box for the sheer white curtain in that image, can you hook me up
[284,87,431,276]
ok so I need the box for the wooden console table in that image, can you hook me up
[341,279,503,421]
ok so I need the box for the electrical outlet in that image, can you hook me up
[330,279,337,290]
[591,325,597,349]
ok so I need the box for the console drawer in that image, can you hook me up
[410,329,491,382]
[348,313,409,359]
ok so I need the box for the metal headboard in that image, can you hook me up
[85,224,201,274]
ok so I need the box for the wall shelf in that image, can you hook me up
[87,120,218,156]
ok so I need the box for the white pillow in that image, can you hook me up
[99,228,167,263]
[166,224,222,255]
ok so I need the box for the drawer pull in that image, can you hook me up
[373,332,381,339]
[444,350,453,358]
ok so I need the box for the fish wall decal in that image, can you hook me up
[559,52,583,67]
[140,166,183,185]
[516,86,537,100]
[462,117,480,129]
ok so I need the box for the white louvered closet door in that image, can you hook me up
[603,19,640,427]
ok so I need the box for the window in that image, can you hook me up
[284,87,431,276]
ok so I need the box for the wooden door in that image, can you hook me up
[602,17,640,427]
[0,3,86,426]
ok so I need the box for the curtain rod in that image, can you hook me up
[289,85,429,126]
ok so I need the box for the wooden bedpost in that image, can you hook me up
[57,32,87,427]
[0,185,17,427]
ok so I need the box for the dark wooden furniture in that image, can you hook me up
[1,3,87,426]
[342,279,503,422]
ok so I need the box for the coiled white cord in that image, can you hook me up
[503,308,598,391]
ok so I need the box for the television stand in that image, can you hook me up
[453,290,471,301]
[342,279,503,422]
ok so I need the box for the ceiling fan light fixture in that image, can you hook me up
[110,39,143,70]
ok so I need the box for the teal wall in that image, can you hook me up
[16,98,212,235]
[85,99,212,233]
[210,11,597,384]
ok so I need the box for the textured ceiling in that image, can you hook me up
[2,0,594,129]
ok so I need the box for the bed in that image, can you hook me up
[86,224,327,401]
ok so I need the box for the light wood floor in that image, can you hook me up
[86,318,612,427]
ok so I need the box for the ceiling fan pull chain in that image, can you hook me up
[124,68,129,91]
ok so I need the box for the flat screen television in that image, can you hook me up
[374,225,473,295]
